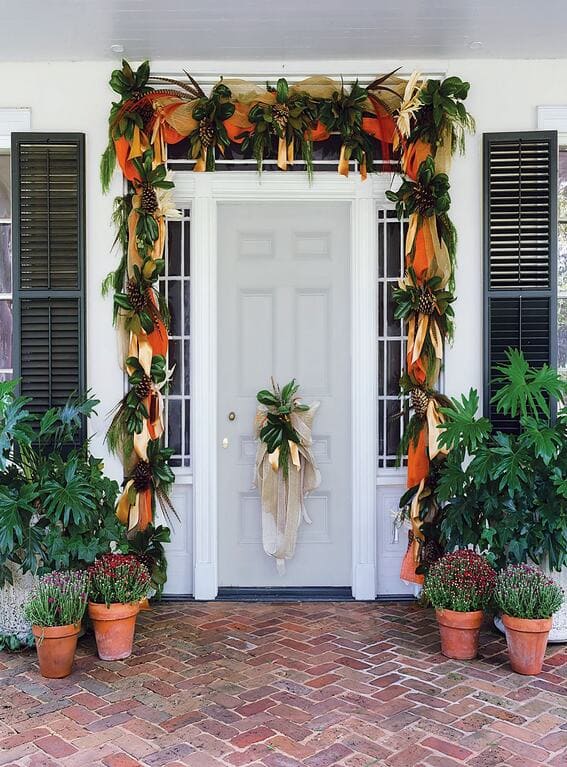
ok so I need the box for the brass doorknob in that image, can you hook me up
[228,411,236,421]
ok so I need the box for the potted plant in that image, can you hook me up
[0,383,129,646]
[495,564,564,675]
[436,349,567,642]
[424,549,496,659]
[88,553,151,660]
[24,570,88,678]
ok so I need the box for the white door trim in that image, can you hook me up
[172,171,393,600]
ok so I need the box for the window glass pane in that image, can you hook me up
[0,224,11,293]
[0,300,12,368]
[168,280,181,337]
[183,220,191,276]
[167,221,181,276]
[0,155,10,219]
[167,398,182,455]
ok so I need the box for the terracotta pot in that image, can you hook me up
[502,614,552,675]
[88,602,140,661]
[435,608,484,660]
[32,623,81,678]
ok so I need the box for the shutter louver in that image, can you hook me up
[11,134,85,421]
[484,131,558,429]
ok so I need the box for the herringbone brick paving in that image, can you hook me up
[0,601,566,766]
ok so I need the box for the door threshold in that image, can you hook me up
[159,590,417,603]
[216,587,353,602]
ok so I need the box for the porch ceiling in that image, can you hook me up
[1,0,566,62]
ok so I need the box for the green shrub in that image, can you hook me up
[437,349,567,571]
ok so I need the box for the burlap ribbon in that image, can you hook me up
[254,403,321,574]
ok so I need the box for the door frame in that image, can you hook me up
[172,171,394,600]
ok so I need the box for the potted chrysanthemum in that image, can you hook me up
[424,550,496,660]
[495,564,564,675]
[24,571,88,678]
[88,553,150,661]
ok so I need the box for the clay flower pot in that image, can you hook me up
[32,623,81,678]
[88,602,140,661]
[502,614,552,675]
[435,608,484,660]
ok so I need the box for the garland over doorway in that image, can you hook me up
[100,61,474,585]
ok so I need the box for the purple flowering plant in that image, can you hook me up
[494,564,564,620]
[24,570,88,627]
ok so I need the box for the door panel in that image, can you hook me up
[217,201,351,587]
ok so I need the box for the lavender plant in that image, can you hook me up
[24,571,88,627]
[494,565,564,620]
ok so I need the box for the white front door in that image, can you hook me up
[217,201,351,588]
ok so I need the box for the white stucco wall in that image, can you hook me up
[0,62,123,479]
[444,60,566,403]
[0,59,564,593]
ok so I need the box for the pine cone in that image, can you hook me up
[135,373,152,400]
[417,287,436,315]
[140,183,158,214]
[199,119,215,148]
[413,183,436,216]
[272,103,289,134]
[133,460,152,491]
[127,279,146,313]
[410,388,429,419]
[136,101,155,131]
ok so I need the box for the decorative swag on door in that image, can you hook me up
[100,60,474,585]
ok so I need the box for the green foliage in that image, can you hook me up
[494,564,564,619]
[109,60,151,100]
[318,80,376,172]
[386,156,451,219]
[0,632,34,652]
[126,524,171,598]
[392,269,455,340]
[100,139,117,194]
[438,349,567,571]
[0,384,127,587]
[101,61,153,190]
[101,195,132,315]
[257,379,309,478]
[411,76,475,155]
[241,79,318,177]
[189,82,235,171]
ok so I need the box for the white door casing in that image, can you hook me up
[171,171,405,600]
[217,201,351,587]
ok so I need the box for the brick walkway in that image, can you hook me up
[0,601,566,767]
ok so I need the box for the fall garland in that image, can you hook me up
[100,61,474,584]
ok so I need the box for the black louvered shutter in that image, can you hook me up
[483,131,558,430]
[11,134,85,421]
